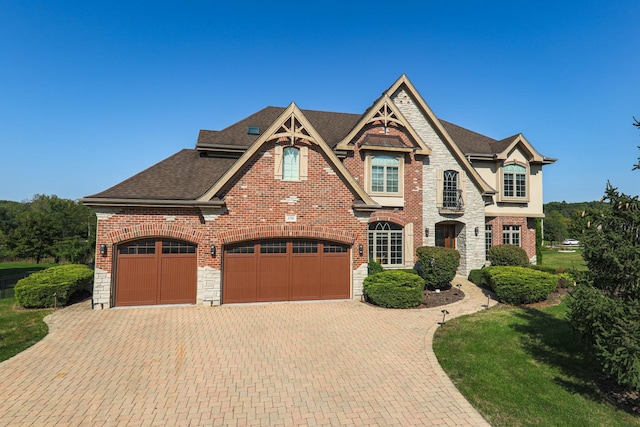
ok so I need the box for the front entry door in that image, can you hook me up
[435,224,456,249]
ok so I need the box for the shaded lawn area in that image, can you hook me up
[0,296,53,362]
[433,300,640,426]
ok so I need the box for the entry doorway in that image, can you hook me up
[435,224,456,249]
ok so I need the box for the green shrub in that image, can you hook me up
[415,246,460,290]
[488,244,529,267]
[528,264,557,274]
[367,259,383,275]
[363,270,424,309]
[14,264,93,308]
[483,266,557,305]
[397,268,419,275]
[467,269,487,287]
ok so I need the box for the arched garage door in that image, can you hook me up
[223,240,350,304]
[115,239,197,306]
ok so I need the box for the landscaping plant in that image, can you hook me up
[488,244,529,266]
[483,266,557,305]
[14,264,93,308]
[568,184,640,392]
[363,270,424,309]
[415,246,459,290]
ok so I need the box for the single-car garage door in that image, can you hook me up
[223,240,350,304]
[115,239,197,306]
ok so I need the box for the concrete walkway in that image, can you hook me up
[0,276,497,426]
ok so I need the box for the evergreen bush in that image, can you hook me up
[488,244,529,266]
[483,266,557,305]
[415,246,460,290]
[367,259,383,275]
[14,264,93,308]
[363,270,424,309]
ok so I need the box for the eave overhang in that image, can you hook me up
[79,198,226,209]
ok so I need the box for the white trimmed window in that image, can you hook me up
[368,222,403,266]
[370,156,399,194]
[503,164,526,198]
[274,145,308,181]
[283,147,299,180]
[485,225,492,260]
[443,170,459,209]
[503,225,521,246]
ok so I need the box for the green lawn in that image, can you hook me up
[540,248,587,271]
[0,296,53,362]
[433,301,639,426]
[0,263,56,361]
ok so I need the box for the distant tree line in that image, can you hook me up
[542,200,603,244]
[0,195,96,264]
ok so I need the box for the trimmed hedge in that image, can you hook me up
[488,244,529,267]
[467,269,487,287]
[14,264,93,308]
[367,259,384,275]
[482,266,557,305]
[416,246,460,290]
[363,270,424,309]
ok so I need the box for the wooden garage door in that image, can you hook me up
[115,239,197,306]
[223,240,350,304]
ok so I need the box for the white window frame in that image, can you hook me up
[503,225,521,246]
[502,163,528,201]
[283,146,300,181]
[368,222,404,266]
[368,155,401,195]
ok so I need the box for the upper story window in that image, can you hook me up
[503,163,527,198]
[274,145,308,181]
[442,170,461,209]
[283,147,299,180]
[370,155,399,194]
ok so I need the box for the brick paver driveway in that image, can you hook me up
[0,277,494,426]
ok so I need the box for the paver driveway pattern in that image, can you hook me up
[0,277,495,426]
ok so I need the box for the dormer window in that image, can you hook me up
[503,163,527,199]
[370,155,399,194]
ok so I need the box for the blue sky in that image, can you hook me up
[1,1,638,203]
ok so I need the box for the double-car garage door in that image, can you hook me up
[114,238,350,306]
[223,240,351,304]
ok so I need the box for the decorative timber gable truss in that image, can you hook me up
[197,102,379,210]
[336,95,431,155]
[385,74,496,196]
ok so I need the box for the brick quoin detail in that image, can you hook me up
[219,225,356,246]
[485,216,536,259]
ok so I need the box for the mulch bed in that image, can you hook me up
[421,287,465,308]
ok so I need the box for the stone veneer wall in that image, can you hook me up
[392,88,487,275]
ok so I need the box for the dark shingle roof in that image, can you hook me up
[86,106,526,202]
[196,106,361,150]
[439,120,515,156]
[86,149,236,200]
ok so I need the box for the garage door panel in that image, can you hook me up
[159,256,197,304]
[115,256,157,306]
[115,239,196,306]
[321,253,351,299]
[223,254,257,304]
[257,254,289,301]
[223,239,350,304]
[290,255,322,300]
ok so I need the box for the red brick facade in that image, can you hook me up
[485,216,537,260]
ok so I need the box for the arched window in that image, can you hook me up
[503,164,526,198]
[283,147,299,180]
[370,156,399,193]
[443,170,459,209]
[368,222,403,266]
